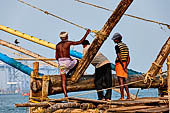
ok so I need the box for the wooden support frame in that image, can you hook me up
[71,0,134,82]
[145,37,170,81]
[42,75,49,100]
[167,56,170,111]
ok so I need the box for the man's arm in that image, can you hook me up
[71,29,91,45]
[55,46,59,60]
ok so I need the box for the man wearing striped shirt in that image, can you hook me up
[112,33,130,100]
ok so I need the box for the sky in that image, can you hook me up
[0,0,170,75]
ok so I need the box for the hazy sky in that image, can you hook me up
[0,0,170,74]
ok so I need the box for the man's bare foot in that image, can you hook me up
[126,97,131,101]
[102,98,105,101]
[118,98,125,100]
[106,99,111,101]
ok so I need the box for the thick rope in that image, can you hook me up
[75,0,170,29]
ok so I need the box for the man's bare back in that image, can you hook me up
[56,41,72,59]
[56,29,90,60]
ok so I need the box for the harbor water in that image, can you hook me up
[0,88,158,113]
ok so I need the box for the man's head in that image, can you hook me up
[82,40,90,48]
[112,33,122,43]
[59,32,68,41]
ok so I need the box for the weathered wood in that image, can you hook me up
[53,108,98,113]
[30,62,42,98]
[42,75,50,99]
[71,0,134,82]
[45,103,81,113]
[167,56,170,112]
[0,39,58,67]
[29,72,34,113]
[15,102,50,107]
[49,74,167,95]
[29,74,167,95]
[126,105,169,113]
[107,106,155,112]
[68,97,165,106]
[80,103,96,110]
[145,37,170,80]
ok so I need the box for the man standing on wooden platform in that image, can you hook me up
[82,40,112,101]
[56,29,90,97]
[112,33,130,100]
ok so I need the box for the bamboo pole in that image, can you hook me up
[15,102,50,107]
[167,56,170,112]
[145,37,170,81]
[14,58,56,61]
[71,0,134,82]
[0,39,58,67]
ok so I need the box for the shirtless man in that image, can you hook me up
[56,29,90,97]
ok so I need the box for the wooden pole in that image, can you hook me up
[167,56,170,112]
[0,39,58,67]
[29,72,34,113]
[42,75,49,100]
[71,0,134,82]
[45,103,81,113]
[15,102,50,107]
[145,37,170,80]
[29,62,42,113]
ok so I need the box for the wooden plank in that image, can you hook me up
[126,105,169,113]
[71,0,134,82]
[44,103,81,113]
[15,102,50,107]
[68,97,163,105]
[107,106,155,112]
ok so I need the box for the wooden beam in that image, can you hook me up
[145,37,170,80]
[15,102,50,107]
[0,39,58,67]
[45,103,81,113]
[42,75,50,99]
[28,74,166,95]
[71,0,134,82]
[167,56,170,111]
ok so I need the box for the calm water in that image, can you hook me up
[0,88,158,113]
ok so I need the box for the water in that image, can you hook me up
[0,88,158,113]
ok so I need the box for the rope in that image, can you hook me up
[18,0,99,35]
[70,72,167,98]
[75,0,170,29]
[144,72,154,88]
[152,62,163,68]
[167,62,170,65]
[71,78,145,98]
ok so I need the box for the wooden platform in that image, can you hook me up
[15,97,169,113]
